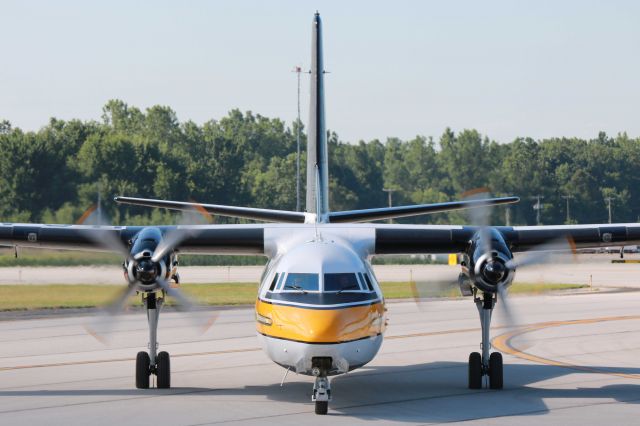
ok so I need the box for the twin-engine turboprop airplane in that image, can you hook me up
[2,13,640,415]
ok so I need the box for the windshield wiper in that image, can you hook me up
[284,284,307,294]
[336,285,360,294]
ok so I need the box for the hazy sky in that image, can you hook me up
[1,0,639,143]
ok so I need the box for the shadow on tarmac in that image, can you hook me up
[1,361,640,422]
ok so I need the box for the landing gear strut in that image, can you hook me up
[136,292,171,389]
[311,358,332,415]
[468,292,503,389]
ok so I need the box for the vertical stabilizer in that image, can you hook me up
[306,12,329,220]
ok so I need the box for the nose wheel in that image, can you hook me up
[135,292,172,389]
[312,376,331,415]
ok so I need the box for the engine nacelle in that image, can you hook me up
[122,227,173,291]
[464,228,514,294]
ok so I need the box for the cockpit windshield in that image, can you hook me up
[324,273,361,292]
[283,273,319,292]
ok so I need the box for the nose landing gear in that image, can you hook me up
[313,376,330,415]
[135,292,171,389]
[311,358,332,415]
[468,292,503,389]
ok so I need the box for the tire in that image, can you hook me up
[468,352,482,389]
[489,352,503,389]
[136,351,150,389]
[315,400,328,415]
[156,351,171,389]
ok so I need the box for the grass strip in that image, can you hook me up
[0,282,587,312]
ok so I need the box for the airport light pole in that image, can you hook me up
[605,196,613,224]
[383,188,396,224]
[97,182,102,224]
[293,66,302,212]
[531,195,544,225]
[561,194,574,224]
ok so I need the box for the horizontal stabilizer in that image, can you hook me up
[114,197,306,223]
[327,197,519,223]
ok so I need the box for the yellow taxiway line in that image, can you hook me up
[492,315,640,380]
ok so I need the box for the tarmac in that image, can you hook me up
[1,289,640,425]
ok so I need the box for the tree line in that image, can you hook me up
[1,99,639,227]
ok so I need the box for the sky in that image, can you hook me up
[1,0,639,143]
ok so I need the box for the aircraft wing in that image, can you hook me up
[114,197,306,223]
[3,222,639,257]
[0,223,266,255]
[373,223,640,254]
[115,195,518,224]
[327,197,519,223]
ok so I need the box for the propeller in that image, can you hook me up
[462,191,579,331]
[409,189,578,333]
[77,204,217,342]
[408,263,462,311]
[409,189,498,310]
[505,237,578,271]
[465,189,521,329]
[75,204,134,261]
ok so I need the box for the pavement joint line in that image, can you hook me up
[2,314,639,373]
[0,326,493,371]
[0,348,263,371]
[0,316,625,372]
[0,321,256,343]
[0,387,227,416]
[492,314,640,380]
[0,361,277,391]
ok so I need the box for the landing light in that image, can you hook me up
[256,313,273,326]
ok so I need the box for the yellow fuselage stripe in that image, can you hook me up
[255,299,386,344]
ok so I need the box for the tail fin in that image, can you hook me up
[306,12,329,221]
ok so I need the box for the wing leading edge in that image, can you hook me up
[0,224,266,255]
[114,196,519,224]
[373,223,640,254]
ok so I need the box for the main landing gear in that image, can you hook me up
[468,292,503,390]
[311,358,332,415]
[136,292,171,389]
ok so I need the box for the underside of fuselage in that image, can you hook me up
[258,334,384,376]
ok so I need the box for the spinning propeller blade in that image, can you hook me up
[81,204,217,343]
[76,204,132,260]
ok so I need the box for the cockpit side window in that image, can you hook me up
[355,273,365,290]
[283,273,319,292]
[324,273,361,292]
[268,273,279,291]
[357,273,366,290]
[276,273,285,289]
[362,273,375,291]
